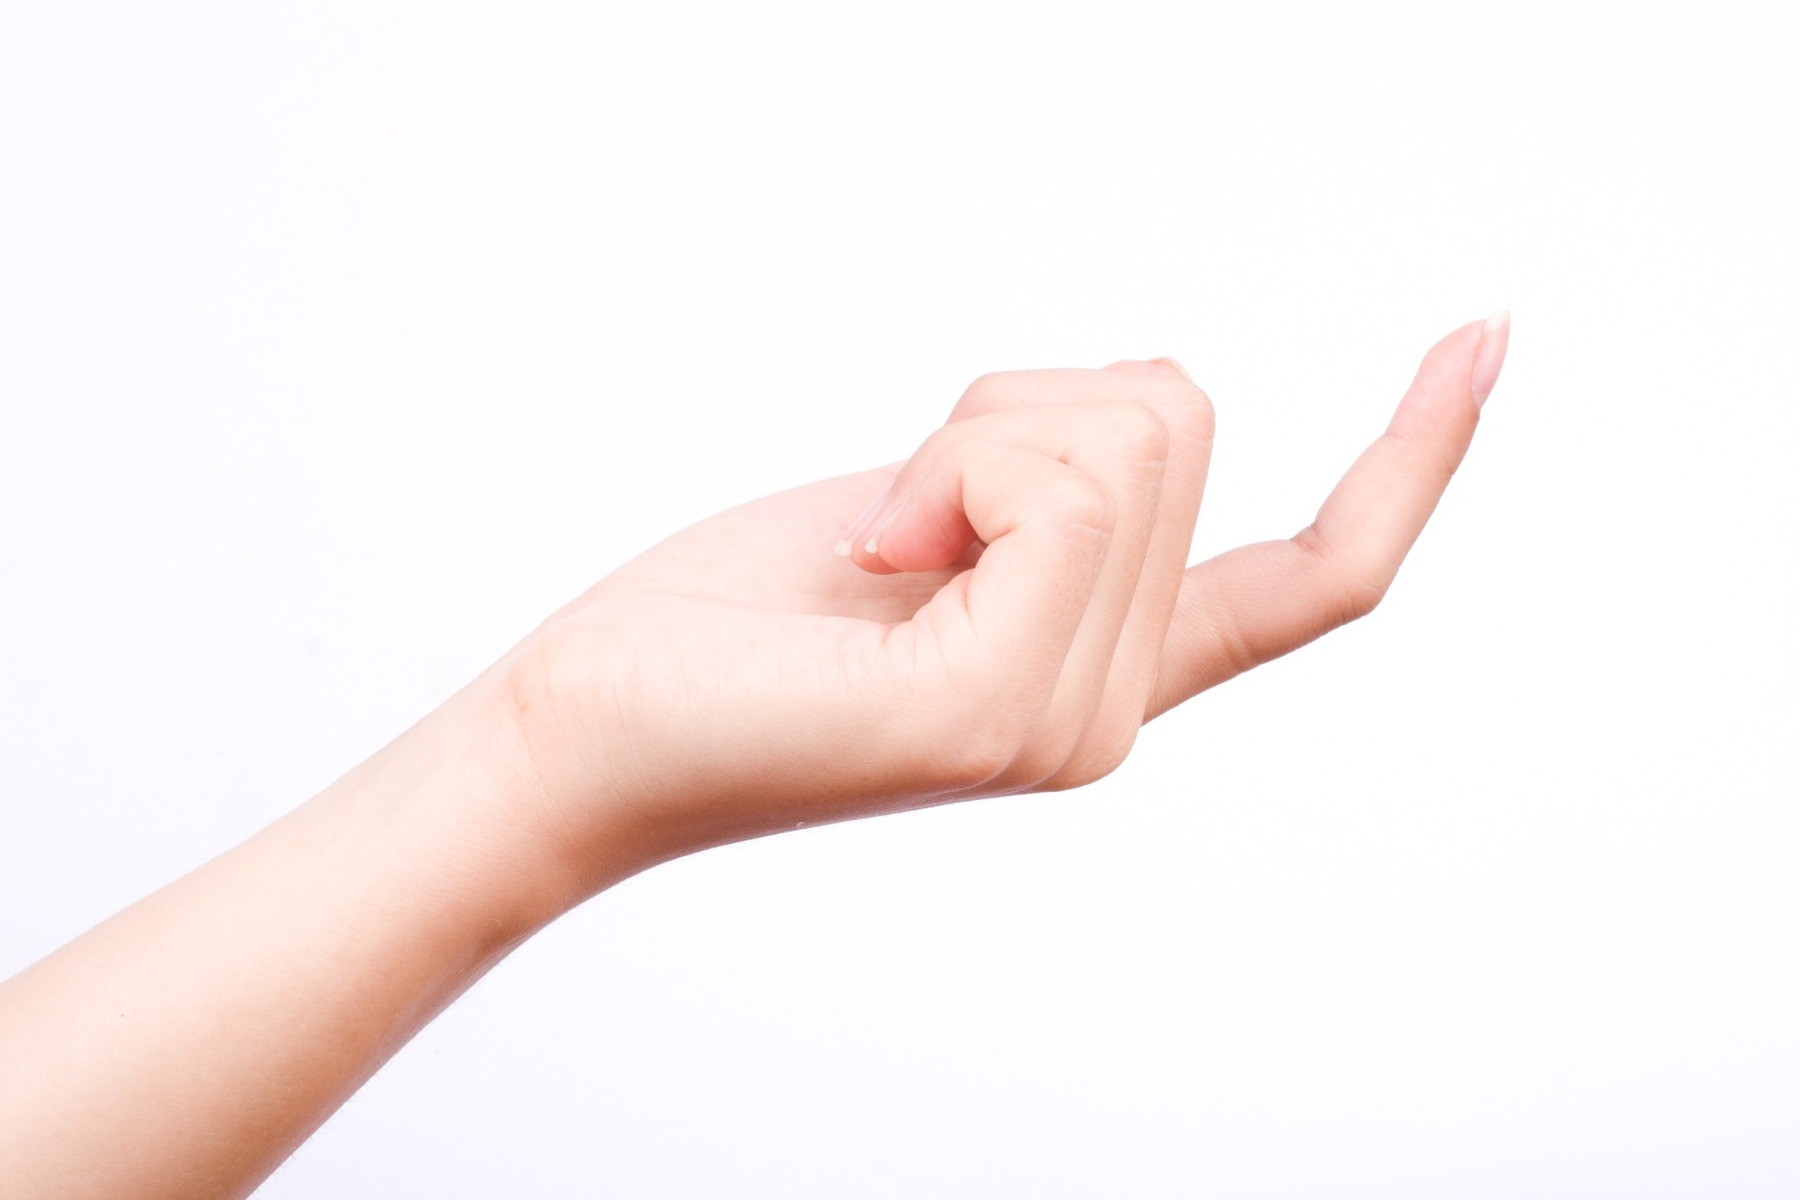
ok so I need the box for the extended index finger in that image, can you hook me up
[1146,313,1509,719]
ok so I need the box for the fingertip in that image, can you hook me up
[855,491,982,575]
[1147,356,1192,382]
[1391,314,1500,431]
[843,533,903,574]
[857,502,909,572]
[837,483,895,553]
[1102,357,1191,381]
[851,550,904,575]
[1471,310,1511,409]
[1424,316,1489,367]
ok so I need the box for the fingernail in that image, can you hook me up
[1470,310,1511,409]
[835,485,893,556]
[863,499,907,559]
[1148,356,1192,382]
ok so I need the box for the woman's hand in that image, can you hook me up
[0,316,1505,1199]
[499,314,1509,895]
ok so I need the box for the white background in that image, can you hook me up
[3,2,1797,1196]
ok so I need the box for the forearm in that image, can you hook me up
[0,669,591,1200]
[0,322,1502,1197]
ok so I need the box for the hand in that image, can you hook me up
[0,315,1506,1199]
[496,315,1509,893]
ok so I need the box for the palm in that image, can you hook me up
[600,467,966,627]
[516,319,1499,856]
[528,465,1003,848]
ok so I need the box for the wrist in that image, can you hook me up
[326,664,612,945]
[422,637,667,929]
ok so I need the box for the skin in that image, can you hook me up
[0,314,1508,1198]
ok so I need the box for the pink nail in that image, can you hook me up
[834,484,893,556]
[1148,356,1192,382]
[863,499,907,559]
[1470,310,1511,409]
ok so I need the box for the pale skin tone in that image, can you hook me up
[0,314,1509,1198]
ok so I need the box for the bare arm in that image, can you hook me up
[0,681,582,1197]
[0,316,1507,1198]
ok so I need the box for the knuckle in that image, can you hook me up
[1046,471,1117,539]
[1003,711,1090,791]
[1211,610,1262,678]
[1434,442,1466,483]
[1340,570,1391,621]
[1295,524,1391,626]
[942,733,1016,789]
[1180,382,1217,439]
[1152,377,1216,445]
[1048,723,1138,791]
[1006,739,1072,790]
[937,695,1029,787]
[1325,555,1391,624]
[910,420,958,464]
[1105,401,1172,464]
[955,371,1017,417]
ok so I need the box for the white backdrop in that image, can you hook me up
[3,3,1797,1196]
